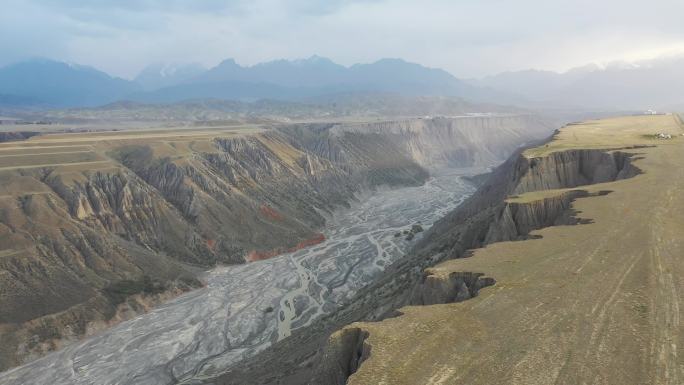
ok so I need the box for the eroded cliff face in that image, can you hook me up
[511,149,640,193]
[313,145,643,385]
[485,190,598,243]
[0,115,550,371]
[417,148,640,256]
[410,271,496,306]
[280,115,550,171]
[276,123,430,188]
[315,327,371,385]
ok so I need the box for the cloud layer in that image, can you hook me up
[3,0,684,79]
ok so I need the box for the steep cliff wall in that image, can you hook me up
[280,115,551,171]
[276,123,430,187]
[315,327,371,385]
[484,190,603,243]
[511,149,639,193]
[417,148,640,256]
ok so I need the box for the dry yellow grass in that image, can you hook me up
[348,114,684,385]
[0,125,264,176]
[525,114,682,157]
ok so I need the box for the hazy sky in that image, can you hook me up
[3,0,684,79]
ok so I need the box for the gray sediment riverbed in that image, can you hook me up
[0,168,482,385]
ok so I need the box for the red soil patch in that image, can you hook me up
[246,249,280,262]
[293,233,326,249]
[259,204,284,221]
[246,233,326,262]
[206,238,216,251]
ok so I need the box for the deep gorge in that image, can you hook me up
[0,115,551,384]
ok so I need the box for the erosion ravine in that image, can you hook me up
[0,167,482,385]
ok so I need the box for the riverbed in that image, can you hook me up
[0,167,483,385]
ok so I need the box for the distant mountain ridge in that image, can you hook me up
[469,56,684,110]
[129,56,493,104]
[5,55,684,110]
[134,63,206,91]
[0,56,494,108]
[0,59,140,107]
[191,56,463,90]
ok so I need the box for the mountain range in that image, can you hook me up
[470,56,684,110]
[0,59,139,107]
[3,55,684,110]
[0,57,483,108]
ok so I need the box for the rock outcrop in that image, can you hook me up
[315,327,371,385]
[410,271,496,306]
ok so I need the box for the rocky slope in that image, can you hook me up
[0,115,550,371]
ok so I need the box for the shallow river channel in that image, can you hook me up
[0,167,484,385]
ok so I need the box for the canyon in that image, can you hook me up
[4,3,683,385]
[2,111,681,385]
[0,114,551,382]
[216,120,646,385]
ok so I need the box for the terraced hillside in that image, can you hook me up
[324,115,684,385]
[0,115,550,371]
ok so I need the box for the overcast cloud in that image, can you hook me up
[2,0,684,79]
